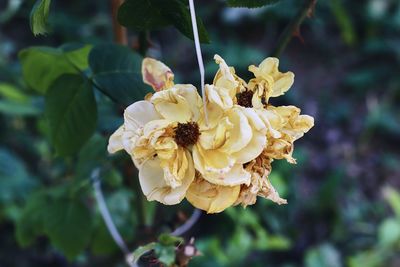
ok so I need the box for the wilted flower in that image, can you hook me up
[108,55,314,213]
[108,59,202,205]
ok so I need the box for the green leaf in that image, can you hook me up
[158,233,183,246]
[89,44,151,106]
[45,74,97,156]
[0,83,29,102]
[378,218,400,247]
[0,149,37,204]
[158,0,210,43]
[117,0,170,31]
[305,243,341,267]
[0,100,42,116]
[76,134,107,180]
[30,0,52,35]
[61,43,93,70]
[19,45,91,94]
[43,197,94,259]
[383,187,400,218]
[226,0,280,8]
[15,192,48,247]
[90,219,119,255]
[155,243,176,266]
[131,242,157,263]
[118,0,210,43]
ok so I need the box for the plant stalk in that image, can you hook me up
[271,0,317,57]
[111,0,128,45]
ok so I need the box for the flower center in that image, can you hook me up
[174,122,200,147]
[236,90,254,107]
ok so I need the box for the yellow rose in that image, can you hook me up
[108,56,205,205]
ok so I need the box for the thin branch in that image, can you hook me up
[111,0,128,45]
[271,0,317,57]
[171,209,202,236]
[188,0,208,125]
[91,169,137,267]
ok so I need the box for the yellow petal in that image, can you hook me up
[186,177,240,213]
[139,152,194,205]
[124,100,162,132]
[232,131,266,164]
[203,163,251,186]
[271,72,294,97]
[213,55,242,99]
[107,125,124,153]
[220,108,252,154]
[151,86,202,122]
[142,58,174,91]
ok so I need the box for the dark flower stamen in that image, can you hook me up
[174,122,200,147]
[236,90,254,108]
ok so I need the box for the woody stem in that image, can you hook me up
[271,0,317,57]
[111,0,128,45]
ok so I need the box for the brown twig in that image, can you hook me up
[111,0,128,45]
[271,0,317,57]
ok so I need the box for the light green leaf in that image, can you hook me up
[155,243,176,266]
[44,197,94,259]
[305,243,342,267]
[378,218,400,247]
[0,100,41,116]
[132,242,157,263]
[384,187,400,218]
[30,0,52,35]
[89,44,151,106]
[227,0,280,8]
[158,233,183,246]
[0,83,29,102]
[19,45,91,94]
[45,74,97,156]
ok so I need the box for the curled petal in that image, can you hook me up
[151,86,202,122]
[124,100,162,132]
[107,126,124,153]
[142,58,174,91]
[186,177,240,213]
[139,152,194,205]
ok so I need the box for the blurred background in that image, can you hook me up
[1,0,400,266]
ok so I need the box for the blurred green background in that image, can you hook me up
[1,0,400,266]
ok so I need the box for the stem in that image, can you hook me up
[271,0,317,57]
[134,180,147,227]
[111,0,128,45]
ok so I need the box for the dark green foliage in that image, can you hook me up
[89,44,152,106]
[43,197,94,259]
[118,0,210,43]
[226,0,280,8]
[45,74,97,156]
